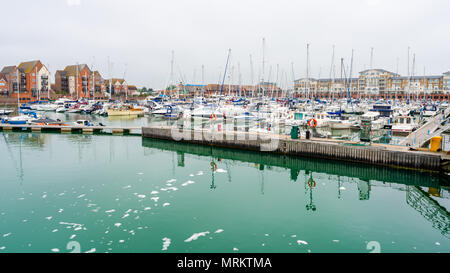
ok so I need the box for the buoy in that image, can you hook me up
[210,114,217,121]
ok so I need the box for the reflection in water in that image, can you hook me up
[305,172,317,212]
[407,186,450,238]
[142,138,450,238]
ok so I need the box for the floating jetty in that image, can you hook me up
[142,126,448,172]
[0,124,142,136]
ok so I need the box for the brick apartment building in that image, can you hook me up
[0,60,51,102]
[104,78,128,97]
[55,64,106,100]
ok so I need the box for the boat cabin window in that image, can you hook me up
[400,118,404,124]
[406,118,411,124]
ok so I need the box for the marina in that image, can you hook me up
[1,0,450,258]
[0,132,449,253]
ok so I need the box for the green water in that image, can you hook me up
[0,132,449,253]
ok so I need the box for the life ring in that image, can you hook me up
[308,118,318,128]
[210,114,217,121]
[307,178,316,188]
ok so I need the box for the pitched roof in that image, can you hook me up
[18,60,41,74]
[63,64,91,77]
[1,66,17,75]
[105,78,126,85]
[0,73,7,82]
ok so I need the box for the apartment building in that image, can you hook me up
[104,78,128,96]
[294,68,450,101]
[0,73,7,94]
[1,60,52,101]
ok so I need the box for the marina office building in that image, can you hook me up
[294,69,450,101]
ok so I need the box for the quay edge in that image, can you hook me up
[142,126,447,173]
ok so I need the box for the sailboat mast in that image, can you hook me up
[261,38,266,97]
[329,45,335,101]
[218,49,231,105]
[306,43,310,100]
[250,54,254,97]
[347,49,354,103]
[76,62,79,100]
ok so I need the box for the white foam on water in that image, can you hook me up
[151,191,159,195]
[58,193,65,196]
[122,214,130,219]
[151,197,160,202]
[436,242,441,246]
[333,240,340,243]
[125,209,132,213]
[70,235,76,240]
[339,187,346,190]
[77,194,86,199]
[189,174,194,177]
[52,229,58,233]
[45,216,53,220]
[123,185,132,189]
[297,240,308,245]
[119,240,125,243]
[162,238,171,251]
[265,234,269,237]
[85,248,96,253]
[163,203,170,207]
[3,233,11,237]
[215,229,224,233]
[215,169,227,173]
[167,179,176,183]
[42,194,47,199]
[182,181,195,187]
[114,223,122,227]
[233,248,239,251]
[137,194,146,199]
[51,248,60,252]
[184,231,210,242]
[291,235,297,238]
[0,247,5,250]
[196,171,204,176]
[144,207,151,211]
[58,209,64,213]
[137,172,144,175]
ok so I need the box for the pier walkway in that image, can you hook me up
[0,124,142,135]
[401,107,450,148]
[142,125,447,172]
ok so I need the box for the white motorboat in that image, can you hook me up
[360,111,387,131]
[422,104,439,117]
[391,115,418,134]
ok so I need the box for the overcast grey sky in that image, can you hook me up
[1,0,449,89]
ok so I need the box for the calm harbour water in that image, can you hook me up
[0,116,449,253]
